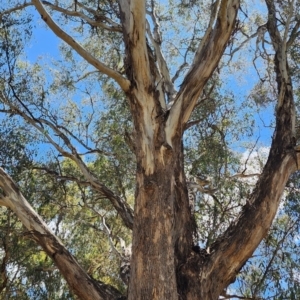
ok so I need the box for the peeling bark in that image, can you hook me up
[128,135,196,300]
[119,0,153,92]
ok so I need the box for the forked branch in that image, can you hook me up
[165,0,240,146]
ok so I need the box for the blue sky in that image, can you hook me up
[24,9,60,62]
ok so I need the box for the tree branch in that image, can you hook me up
[220,290,254,299]
[252,219,297,296]
[184,118,204,130]
[228,25,267,59]
[0,97,134,229]
[119,0,152,92]
[32,0,130,92]
[76,1,121,29]
[0,2,33,17]
[287,19,300,48]
[0,168,125,300]
[165,0,240,147]
[146,0,176,100]
[197,0,298,291]
[229,172,261,179]
[41,1,122,32]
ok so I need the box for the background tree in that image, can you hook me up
[0,0,300,299]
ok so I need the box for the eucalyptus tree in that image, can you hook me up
[0,0,300,299]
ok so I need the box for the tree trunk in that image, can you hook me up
[119,1,241,298]
[128,132,197,300]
